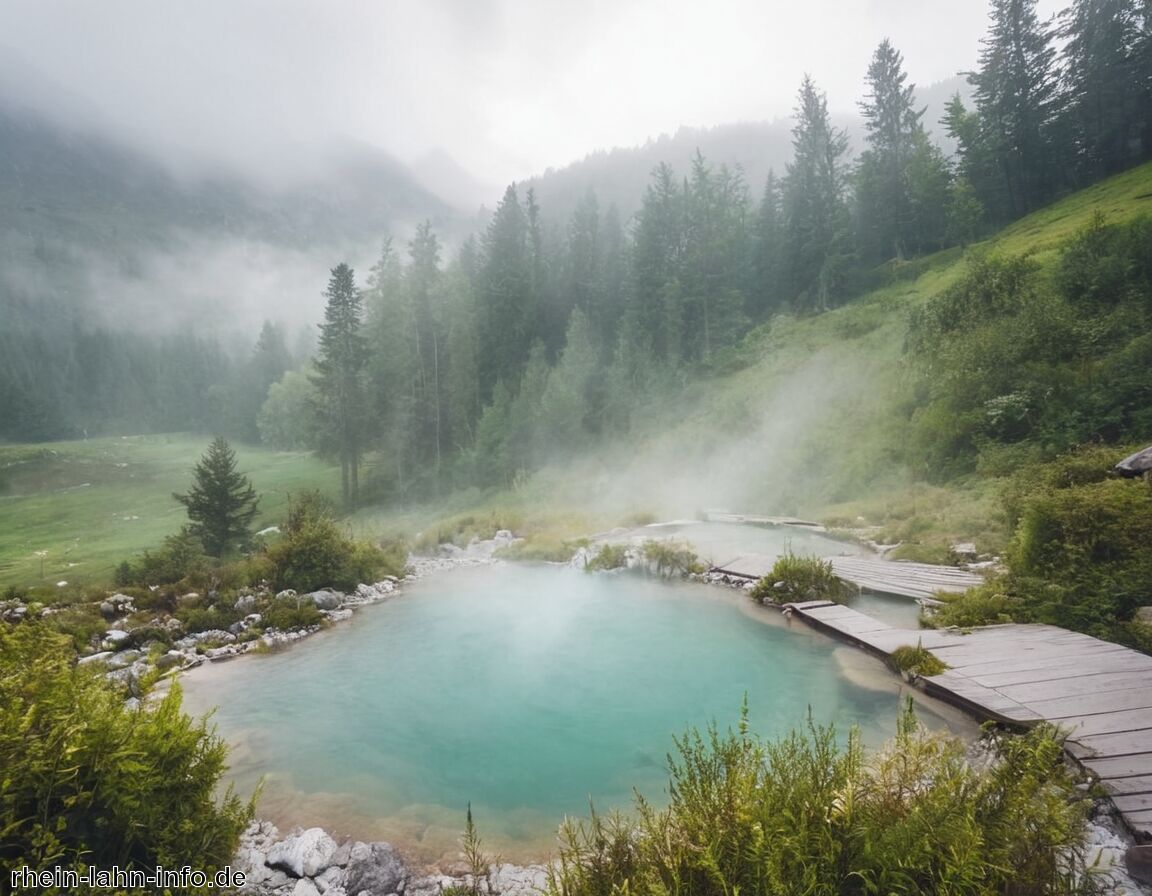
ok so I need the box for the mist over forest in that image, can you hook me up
[2,0,1149,517]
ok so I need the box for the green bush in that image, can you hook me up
[549,703,1093,896]
[127,527,211,588]
[0,624,252,884]
[640,540,702,577]
[750,552,852,604]
[924,579,1017,629]
[586,543,628,571]
[1010,477,1152,636]
[262,595,324,631]
[889,642,948,676]
[267,491,387,592]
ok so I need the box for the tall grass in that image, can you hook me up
[550,702,1097,896]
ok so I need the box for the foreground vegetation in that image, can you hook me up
[550,704,1098,896]
[0,624,252,892]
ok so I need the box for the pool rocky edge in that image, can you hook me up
[233,820,549,895]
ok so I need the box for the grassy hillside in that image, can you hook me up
[0,435,339,588]
[396,161,1152,562]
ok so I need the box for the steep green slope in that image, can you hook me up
[389,161,1152,565]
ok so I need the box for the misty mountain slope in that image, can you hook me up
[0,101,457,332]
[524,76,968,225]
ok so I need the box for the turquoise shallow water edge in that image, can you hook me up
[182,534,967,863]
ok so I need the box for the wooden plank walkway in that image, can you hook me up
[703,511,826,530]
[785,601,1152,840]
[710,553,984,600]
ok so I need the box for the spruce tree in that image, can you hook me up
[782,75,851,311]
[1058,0,1144,179]
[311,262,368,507]
[970,0,1061,218]
[173,436,259,558]
[857,40,926,260]
[477,185,533,399]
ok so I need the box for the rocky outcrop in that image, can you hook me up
[234,822,548,896]
[266,827,338,879]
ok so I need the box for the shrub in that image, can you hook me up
[0,624,252,883]
[126,527,211,588]
[585,543,628,571]
[889,642,948,676]
[267,491,386,592]
[549,702,1093,896]
[1009,477,1152,640]
[924,579,1017,629]
[750,552,852,605]
[262,595,323,631]
[640,540,702,577]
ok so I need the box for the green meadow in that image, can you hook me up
[0,434,339,589]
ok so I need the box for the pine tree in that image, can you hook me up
[1058,0,1144,179]
[173,436,259,558]
[782,76,852,311]
[752,170,784,317]
[629,162,685,363]
[855,40,950,261]
[970,0,1061,218]
[477,185,533,399]
[311,262,368,507]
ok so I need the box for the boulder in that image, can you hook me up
[292,879,321,896]
[267,828,338,879]
[77,651,114,666]
[491,863,549,895]
[1115,445,1152,478]
[102,630,132,650]
[99,601,117,618]
[313,865,345,893]
[106,649,141,670]
[342,841,405,895]
[236,593,258,611]
[307,590,343,610]
[1,604,28,623]
[1126,845,1152,885]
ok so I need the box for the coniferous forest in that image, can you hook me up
[2,0,1151,504]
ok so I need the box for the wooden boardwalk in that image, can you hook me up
[710,553,984,601]
[786,600,1152,839]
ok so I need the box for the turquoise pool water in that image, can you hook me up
[181,562,944,862]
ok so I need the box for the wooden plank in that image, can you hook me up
[1110,793,1152,813]
[1081,755,1152,778]
[1101,776,1152,796]
[1074,731,1152,757]
[962,655,1152,688]
[938,647,1133,676]
[1053,707,1152,736]
[1028,688,1152,718]
[995,671,1152,702]
[1065,728,1152,758]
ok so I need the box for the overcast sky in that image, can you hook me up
[0,0,1064,188]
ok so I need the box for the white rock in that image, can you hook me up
[267,828,338,879]
[102,629,132,649]
[292,879,321,896]
[77,651,114,666]
[307,590,343,610]
[313,865,344,893]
